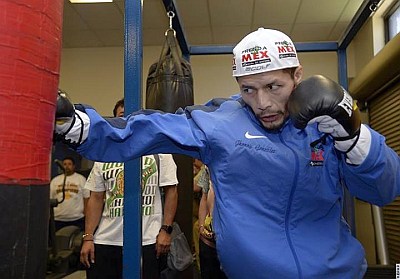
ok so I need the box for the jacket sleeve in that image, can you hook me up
[342,126,400,206]
[76,107,210,163]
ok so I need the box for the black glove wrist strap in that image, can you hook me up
[75,112,84,144]
[310,127,361,154]
[332,131,359,142]
[335,128,361,153]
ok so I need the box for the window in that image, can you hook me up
[386,1,400,40]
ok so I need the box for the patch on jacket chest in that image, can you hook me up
[310,142,324,166]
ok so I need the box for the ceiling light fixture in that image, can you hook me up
[69,0,113,3]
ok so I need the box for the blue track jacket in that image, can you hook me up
[74,97,400,279]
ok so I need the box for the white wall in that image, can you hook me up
[60,46,339,115]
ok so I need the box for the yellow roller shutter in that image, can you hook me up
[369,81,400,265]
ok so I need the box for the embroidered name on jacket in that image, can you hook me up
[235,140,276,153]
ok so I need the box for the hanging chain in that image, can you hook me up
[165,11,176,36]
[167,11,175,29]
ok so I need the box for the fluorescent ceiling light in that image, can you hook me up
[69,0,113,3]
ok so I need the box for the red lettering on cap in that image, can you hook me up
[260,51,268,58]
[242,54,252,62]
[277,46,286,53]
[278,46,295,53]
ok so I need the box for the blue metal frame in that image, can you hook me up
[123,1,142,279]
[123,0,378,277]
[190,42,338,55]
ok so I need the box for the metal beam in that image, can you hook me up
[189,42,338,55]
[295,42,338,52]
[338,48,349,89]
[190,45,234,55]
[161,0,190,56]
[123,0,142,278]
[158,0,373,54]
[338,0,381,49]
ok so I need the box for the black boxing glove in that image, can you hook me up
[56,89,75,121]
[288,75,360,140]
[55,90,89,145]
[288,75,371,164]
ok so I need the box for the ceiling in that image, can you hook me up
[62,0,366,48]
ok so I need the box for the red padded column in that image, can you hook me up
[0,0,63,277]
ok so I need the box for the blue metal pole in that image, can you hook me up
[123,0,142,278]
[189,42,338,55]
[338,49,348,89]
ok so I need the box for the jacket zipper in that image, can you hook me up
[279,133,303,279]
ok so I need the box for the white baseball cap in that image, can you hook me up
[232,28,300,77]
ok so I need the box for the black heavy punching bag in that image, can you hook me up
[146,29,194,273]
[146,29,194,111]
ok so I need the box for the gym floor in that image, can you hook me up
[64,271,85,279]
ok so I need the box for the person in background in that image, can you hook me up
[80,99,179,279]
[197,164,227,279]
[56,28,400,278]
[192,158,204,271]
[50,156,89,231]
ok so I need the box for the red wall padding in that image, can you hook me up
[0,0,63,185]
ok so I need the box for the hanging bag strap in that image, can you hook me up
[154,11,184,76]
[154,31,172,73]
[166,30,184,76]
[154,30,184,76]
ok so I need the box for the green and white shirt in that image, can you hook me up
[84,154,178,246]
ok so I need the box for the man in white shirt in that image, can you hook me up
[50,156,89,231]
[80,99,179,279]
